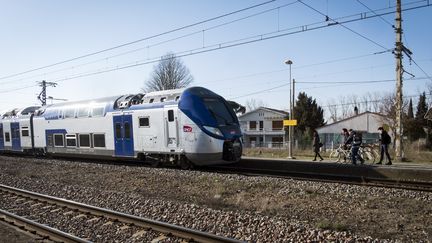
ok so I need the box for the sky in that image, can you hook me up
[0,0,431,121]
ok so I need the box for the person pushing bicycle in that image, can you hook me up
[344,129,364,165]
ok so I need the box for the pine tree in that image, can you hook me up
[293,92,325,135]
[415,92,428,121]
[407,98,414,119]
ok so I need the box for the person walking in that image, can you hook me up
[312,130,324,161]
[344,129,364,165]
[341,128,350,161]
[377,127,392,165]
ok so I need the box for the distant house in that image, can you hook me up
[316,111,392,148]
[425,107,432,120]
[238,107,288,148]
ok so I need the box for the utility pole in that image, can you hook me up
[37,80,57,106]
[285,59,294,159]
[395,0,403,161]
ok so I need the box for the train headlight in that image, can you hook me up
[203,126,223,137]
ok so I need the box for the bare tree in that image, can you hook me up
[327,98,338,122]
[143,52,193,92]
[245,98,268,112]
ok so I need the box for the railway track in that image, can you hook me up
[0,184,243,243]
[207,162,432,192]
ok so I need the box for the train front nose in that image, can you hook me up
[223,138,242,162]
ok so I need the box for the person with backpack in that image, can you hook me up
[377,127,392,165]
[344,129,364,165]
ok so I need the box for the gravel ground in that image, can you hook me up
[0,221,40,243]
[0,155,431,242]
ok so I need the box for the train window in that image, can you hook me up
[5,133,10,142]
[54,134,64,147]
[160,97,166,102]
[149,98,154,103]
[79,134,90,147]
[139,117,150,127]
[175,96,180,101]
[93,134,106,148]
[66,134,77,147]
[92,107,104,117]
[124,122,131,139]
[77,107,90,118]
[115,123,121,138]
[64,108,75,119]
[168,110,174,122]
[21,127,29,137]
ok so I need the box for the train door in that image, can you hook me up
[10,122,21,151]
[0,124,4,150]
[113,115,134,157]
[164,108,178,148]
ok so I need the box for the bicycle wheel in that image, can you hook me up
[329,150,342,162]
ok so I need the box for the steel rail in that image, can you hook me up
[206,165,432,192]
[0,184,243,243]
[0,209,90,243]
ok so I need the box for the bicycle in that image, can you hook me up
[329,144,376,164]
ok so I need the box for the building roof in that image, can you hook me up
[238,106,288,118]
[316,111,391,134]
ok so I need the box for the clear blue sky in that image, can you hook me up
[0,0,431,120]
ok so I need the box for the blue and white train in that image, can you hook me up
[0,87,243,168]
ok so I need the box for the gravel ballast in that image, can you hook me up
[0,155,431,242]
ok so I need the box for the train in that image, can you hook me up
[0,87,243,168]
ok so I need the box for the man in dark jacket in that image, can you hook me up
[344,129,364,165]
[377,127,392,165]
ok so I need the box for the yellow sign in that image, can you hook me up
[283,119,297,126]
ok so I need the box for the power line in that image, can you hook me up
[0,0,277,81]
[0,1,298,86]
[47,2,429,85]
[356,0,394,28]
[1,1,430,94]
[299,0,388,50]
[323,92,432,108]
[228,77,429,100]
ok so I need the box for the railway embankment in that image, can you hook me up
[0,155,431,242]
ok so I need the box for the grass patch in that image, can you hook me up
[317,220,349,231]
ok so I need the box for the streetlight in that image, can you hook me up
[285,59,294,159]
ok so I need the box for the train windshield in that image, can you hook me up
[203,98,236,126]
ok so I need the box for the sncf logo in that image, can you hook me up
[183,126,193,132]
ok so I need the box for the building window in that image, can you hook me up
[79,134,90,147]
[5,132,10,142]
[66,134,77,147]
[168,110,174,122]
[139,117,150,127]
[54,134,64,147]
[259,121,264,131]
[21,127,29,137]
[272,120,283,131]
[249,121,256,130]
[93,134,106,148]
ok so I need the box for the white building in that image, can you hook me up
[316,111,392,148]
[238,107,288,148]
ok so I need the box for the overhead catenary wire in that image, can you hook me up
[1,0,428,87]
[0,0,277,81]
[42,2,432,85]
[0,1,430,94]
[0,0,299,86]
[299,0,388,51]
